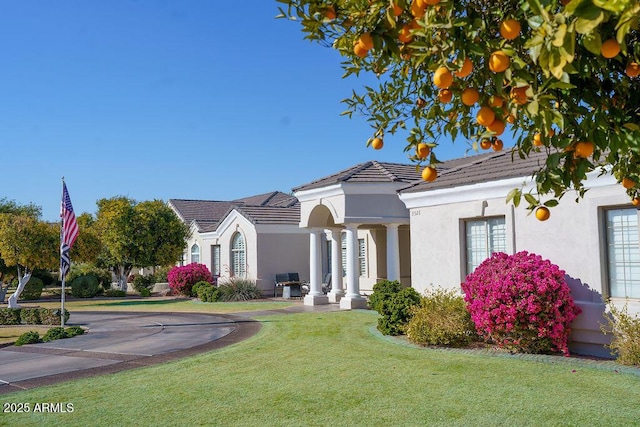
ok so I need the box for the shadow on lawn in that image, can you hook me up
[88,298,190,307]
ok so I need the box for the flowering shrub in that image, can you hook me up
[461,251,581,356]
[167,263,213,296]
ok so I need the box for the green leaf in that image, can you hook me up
[624,123,640,131]
[527,100,540,116]
[575,13,604,34]
[524,193,538,206]
[506,188,520,204]
[543,199,559,207]
[582,31,602,55]
[593,0,629,13]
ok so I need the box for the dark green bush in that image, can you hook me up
[21,277,44,300]
[132,275,155,292]
[368,280,403,313]
[64,326,85,337]
[405,288,478,347]
[104,289,127,297]
[40,308,70,325]
[218,278,261,302]
[0,308,22,325]
[15,331,41,346]
[200,286,220,303]
[42,327,67,342]
[71,274,101,298]
[192,281,212,298]
[378,287,422,336]
[20,308,41,324]
[33,268,56,288]
[67,265,112,291]
[139,288,151,297]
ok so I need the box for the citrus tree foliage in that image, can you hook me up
[73,212,103,264]
[94,197,189,290]
[278,0,640,211]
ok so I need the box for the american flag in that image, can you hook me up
[60,181,79,280]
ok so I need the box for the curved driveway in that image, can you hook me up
[0,311,260,395]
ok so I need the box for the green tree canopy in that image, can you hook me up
[94,197,189,289]
[278,0,640,213]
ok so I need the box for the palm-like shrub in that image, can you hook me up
[602,302,640,366]
[462,251,581,356]
[167,263,213,296]
[218,278,261,302]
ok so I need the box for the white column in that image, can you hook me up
[386,224,401,282]
[327,229,344,303]
[304,228,328,306]
[340,224,367,310]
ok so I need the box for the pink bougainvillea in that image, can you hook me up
[461,251,582,356]
[167,263,213,296]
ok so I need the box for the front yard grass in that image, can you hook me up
[2,309,639,426]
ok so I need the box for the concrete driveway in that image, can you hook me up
[0,311,260,395]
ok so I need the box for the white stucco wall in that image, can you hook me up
[401,173,638,357]
[256,229,310,296]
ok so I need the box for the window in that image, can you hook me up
[465,217,506,274]
[358,238,367,277]
[606,208,640,298]
[211,245,221,277]
[341,232,347,277]
[190,244,200,264]
[231,233,246,277]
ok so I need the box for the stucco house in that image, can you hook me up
[168,191,309,296]
[295,150,638,357]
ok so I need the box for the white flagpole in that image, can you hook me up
[61,177,65,328]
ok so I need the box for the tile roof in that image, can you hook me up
[169,191,300,232]
[293,160,420,192]
[400,149,548,194]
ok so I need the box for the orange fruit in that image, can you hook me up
[454,58,473,78]
[438,89,453,103]
[489,51,510,72]
[461,88,480,106]
[353,42,368,58]
[601,39,620,59]
[560,0,571,5]
[510,86,529,105]
[421,166,437,182]
[548,129,556,137]
[358,33,374,51]
[371,137,384,150]
[492,138,504,151]
[505,113,516,124]
[416,143,431,159]
[626,62,640,78]
[622,177,635,189]
[398,21,419,44]
[476,106,496,126]
[500,19,521,40]
[574,141,594,158]
[533,133,543,147]
[632,198,640,206]
[410,0,427,18]
[480,139,492,150]
[487,119,506,135]
[324,5,337,20]
[535,206,550,221]
[488,96,504,108]
[392,2,403,16]
[433,66,453,89]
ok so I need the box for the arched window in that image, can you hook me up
[191,244,200,264]
[231,233,246,277]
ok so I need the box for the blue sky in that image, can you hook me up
[2,1,482,222]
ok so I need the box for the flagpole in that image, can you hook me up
[61,176,65,328]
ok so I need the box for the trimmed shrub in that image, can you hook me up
[15,331,41,346]
[132,275,155,293]
[462,251,581,356]
[20,308,42,324]
[602,302,640,366]
[67,265,112,291]
[33,268,56,288]
[65,326,85,337]
[200,286,220,302]
[218,278,261,302]
[368,280,403,313]
[406,288,478,347]
[21,277,44,300]
[192,281,211,298]
[139,288,151,297]
[167,263,213,296]
[0,308,22,325]
[377,287,422,336]
[40,308,70,325]
[104,289,127,297]
[42,327,67,342]
[71,274,101,298]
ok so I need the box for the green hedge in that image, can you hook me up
[0,308,69,325]
[21,277,44,300]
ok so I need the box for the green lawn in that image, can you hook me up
[1,305,639,427]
